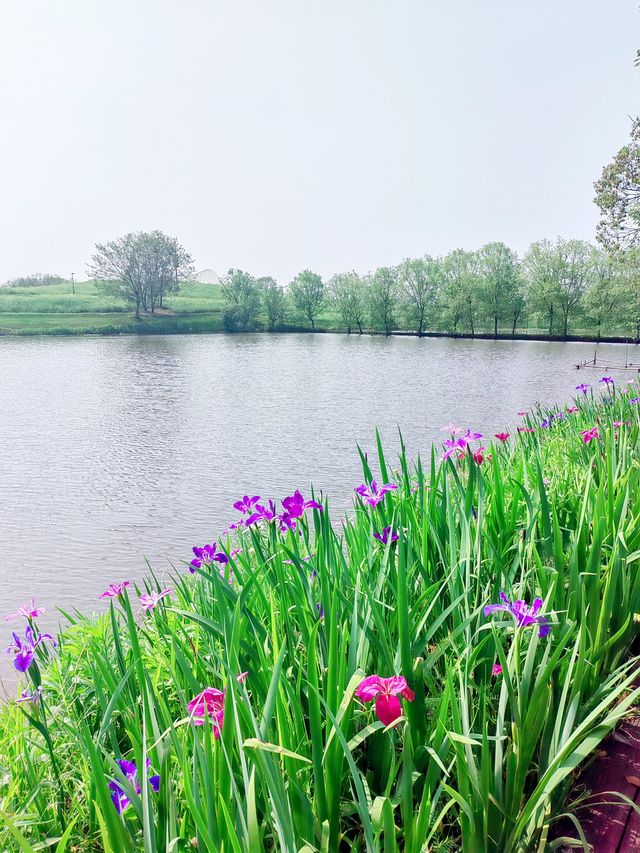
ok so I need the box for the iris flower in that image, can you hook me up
[517,426,535,433]
[581,427,599,443]
[279,490,323,530]
[99,581,130,599]
[5,626,57,672]
[494,433,510,442]
[245,500,277,526]
[355,675,415,726]
[566,406,578,414]
[355,480,397,507]
[491,663,503,677]
[484,592,550,638]
[373,526,399,545]
[190,542,228,571]
[576,383,590,394]
[233,495,261,514]
[188,673,248,738]
[600,376,615,386]
[108,758,160,814]
[16,686,44,704]
[139,588,172,611]
[440,421,464,436]
[5,598,46,621]
[631,397,640,404]
[472,447,485,464]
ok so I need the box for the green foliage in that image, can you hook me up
[290,270,324,331]
[369,266,398,335]
[221,269,262,331]
[3,386,640,850]
[594,117,640,250]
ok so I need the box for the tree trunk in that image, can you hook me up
[563,312,569,340]
[548,307,554,338]
[135,298,141,321]
[357,321,363,335]
[310,318,315,332]
[494,315,498,338]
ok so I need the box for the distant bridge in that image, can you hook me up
[193,268,221,285]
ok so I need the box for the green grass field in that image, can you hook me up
[0,280,224,335]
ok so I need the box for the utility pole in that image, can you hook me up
[71,272,75,295]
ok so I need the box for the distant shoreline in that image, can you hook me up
[0,315,636,347]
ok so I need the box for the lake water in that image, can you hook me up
[0,332,634,686]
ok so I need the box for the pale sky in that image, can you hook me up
[0,0,638,283]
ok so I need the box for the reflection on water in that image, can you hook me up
[0,332,634,683]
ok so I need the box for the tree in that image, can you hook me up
[369,266,398,335]
[476,242,520,337]
[4,273,66,288]
[555,239,591,338]
[327,271,366,334]
[88,231,193,320]
[439,249,481,335]
[594,118,640,250]
[221,269,261,331]
[290,270,324,331]
[584,249,626,339]
[523,240,561,336]
[259,277,288,331]
[398,256,440,336]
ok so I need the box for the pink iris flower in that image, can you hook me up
[5,598,46,621]
[187,673,249,738]
[517,426,535,433]
[139,588,172,611]
[491,663,503,677]
[99,581,130,599]
[494,432,510,442]
[566,406,578,414]
[580,427,600,443]
[355,675,415,726]
[472,447,485,465]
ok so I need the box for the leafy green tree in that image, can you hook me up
[439,249,481,335]
[369,266,398,336]
[221,269,261,331]
[290,270,324,331]
[523,240,561,336]
[594,118,640,250]
[584,249,627,339]
[259,277,288,331]
[327,271,367,334]
[476,242,520,337]
[398,256,440,336]
[5,273,66,288]
[89,231,193,319]
[555,239,591,338]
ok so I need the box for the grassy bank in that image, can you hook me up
[0,281,224,336]
[2,381,640,850]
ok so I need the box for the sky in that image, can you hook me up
[0,0,638,283]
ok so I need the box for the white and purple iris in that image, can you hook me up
[484,593,550,638]
[5,598,46,621]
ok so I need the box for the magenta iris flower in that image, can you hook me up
[100,581,130,599]
[5,598,46,621]
[245,500,276,526]
[355,675,415,726]
[108,758,160,814]
[233,495,261,514]
[373,526,399,545]
[581,427,599,443]
[190,542,228,571]
[517,426,535,433]
[5,626,57,672]
[576,383,590,394]
[279,490,323,530]
[484,592,550,638]
[188,687,226,736]
[139,588,172,611]
[355,480,397,507]
[491,663,503,677]
[494,432,510,442]
[566,406,578,414]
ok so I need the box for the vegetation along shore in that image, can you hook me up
[3,377,640,850]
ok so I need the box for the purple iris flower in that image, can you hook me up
[442,437,468,460]
[373,526,399,545]
[316,603,324,620]
[108,758,160,814]
[355,480,398,507]
[233,495,261,515]
[575,383,590,394]
[5,626,57,672]
[283,555,312,565]
[463,429,483,441]
[190,542,228,572]
[631,397,640,404]
[5,598,46,621]
[600,376,615,386]
[245,500,277,526]
[484,592,550,638]
[282,490,322,519]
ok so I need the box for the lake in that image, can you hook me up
[0,332,633,684]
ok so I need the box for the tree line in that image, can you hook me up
[220,239,640,340]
